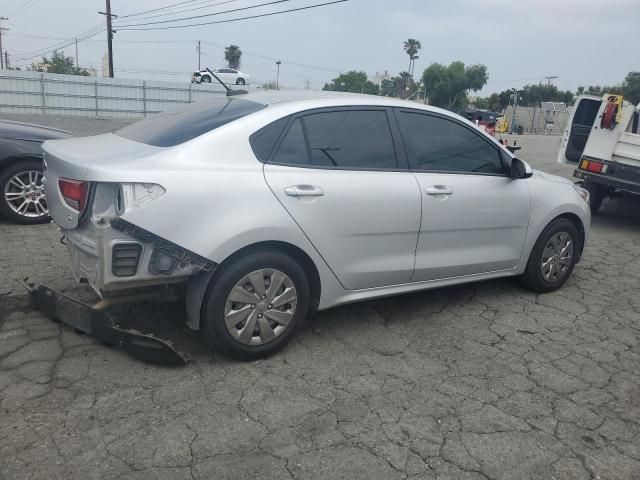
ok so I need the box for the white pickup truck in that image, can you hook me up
[558,94,640,214]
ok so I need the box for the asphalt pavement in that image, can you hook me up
[0,116,639,480]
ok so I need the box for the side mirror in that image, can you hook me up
[510,157,533,179]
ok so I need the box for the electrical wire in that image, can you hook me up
[117,0,349,31]
[6,0,43,18]
[114,0,292,27]
[116,0,240,23]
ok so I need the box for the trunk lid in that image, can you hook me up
[43,133,164,229]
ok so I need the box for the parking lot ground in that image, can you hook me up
[1,120,639,480]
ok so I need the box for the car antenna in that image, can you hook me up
[205,67,248,97]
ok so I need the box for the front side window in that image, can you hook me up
[398,111,504,175]
[271,109,398,170]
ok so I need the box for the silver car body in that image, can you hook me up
[42,91,590,330]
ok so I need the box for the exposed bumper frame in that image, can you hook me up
[23,280,189,365]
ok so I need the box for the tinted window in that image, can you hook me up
[250,116,290,162]
[303,110,397,169]
[272,119,308,165]
[398,111,504,174]
[115,97,264,147]
[572,99,601,126]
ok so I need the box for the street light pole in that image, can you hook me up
[0,17,8,70]
[276,60,281,90]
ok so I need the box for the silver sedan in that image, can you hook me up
[41,91,591,359]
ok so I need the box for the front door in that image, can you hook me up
[263,108,421,290]
[395,109,531,281]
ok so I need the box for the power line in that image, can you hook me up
[118,0,350,30]
[114,0,292,27]
[117,0,239,23]
[6,0,43,17]
[11,25,104,57]
[117,0,213,19]
[11,25,105,60]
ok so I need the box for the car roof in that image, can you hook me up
[238,90,453,117]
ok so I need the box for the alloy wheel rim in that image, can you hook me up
[224,268,297,346]
[540,231,574,282]
[3,170,48,218]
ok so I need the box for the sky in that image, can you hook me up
[3,0,639,95]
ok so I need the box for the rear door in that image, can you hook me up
[263,107,421,290]
[557,96,602,163]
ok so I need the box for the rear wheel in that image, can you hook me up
[583,181,604,214]
[201,250,310,360]
[0,159,50,225]
[521,218,580,293]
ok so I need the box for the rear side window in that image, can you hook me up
[115,97,264,147]
[271,109,398,170]
[250,116,289,162]
[398,111,504,175]
[272,119,307,165]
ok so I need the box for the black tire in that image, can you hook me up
[583,181,604,215]
[236,78,245,85]
[0,159,50,225]
[201,75,212,83]
[521,218,580,293]
[201,249,310,360]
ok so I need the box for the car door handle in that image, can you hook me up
[284,185,325,197]
[425,185,453,195]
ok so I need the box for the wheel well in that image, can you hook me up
[218,241,321,313]
[0,155,43,175]
[556,213,586,259]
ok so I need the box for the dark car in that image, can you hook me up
[0,120,74,224]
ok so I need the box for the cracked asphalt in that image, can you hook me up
[1,115,639,480]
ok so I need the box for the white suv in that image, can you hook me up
[192,68,250,86]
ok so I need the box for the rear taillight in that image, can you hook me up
[58,178,89,212]
[580,159,608,174]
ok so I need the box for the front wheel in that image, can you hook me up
[201,75,212,83]
[0,159,50,225]
[201,250,310,360]
[521,218,580,293]
[236,78,246,85]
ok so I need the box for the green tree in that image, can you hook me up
[622,71,640,105]
[421,61,488,110]
[323,71,379,95]
[30,50,88,76]
[518,83,574,106]
[224,45,242,69]
[403,38,421,77]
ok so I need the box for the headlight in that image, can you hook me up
[574,184,590,205]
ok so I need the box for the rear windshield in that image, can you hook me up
[115,97,265,147]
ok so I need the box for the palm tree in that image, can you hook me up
[403,39,422,77]
[224,45,242,69]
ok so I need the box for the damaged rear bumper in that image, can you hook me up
[24,280,189,365]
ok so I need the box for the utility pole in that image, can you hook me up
[197,40,201,70]
[98,1,116,77]
[0,17,8,70]
[4,51,8,69]
[276,60,281,90]
[545,75,558,87]
[75,37,79,68]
